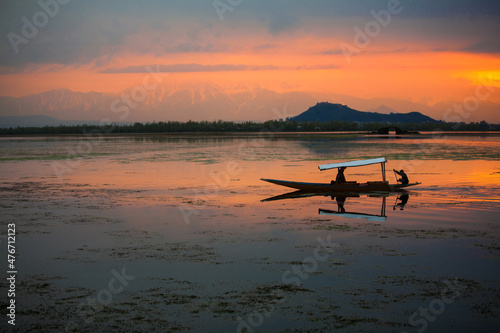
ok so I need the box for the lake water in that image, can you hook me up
[0,132,499,332]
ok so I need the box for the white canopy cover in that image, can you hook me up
[319,210,386,222]
[318,157,387,171]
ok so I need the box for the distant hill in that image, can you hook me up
[290,102,437,123]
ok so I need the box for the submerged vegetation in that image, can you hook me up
[0,119,498,135]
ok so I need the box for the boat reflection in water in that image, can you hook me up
[393,193,409,211]
[262,190,410,222]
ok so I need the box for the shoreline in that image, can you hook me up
[1,130,500,139]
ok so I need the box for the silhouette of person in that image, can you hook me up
[393,169,409,185]
[333,167,347,184]
[393,193,409,210]
[336,195,346,213]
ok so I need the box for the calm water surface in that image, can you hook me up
[0,133,499,332]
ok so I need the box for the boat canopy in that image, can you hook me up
[318,157,387,171]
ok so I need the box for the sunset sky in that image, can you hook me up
[0,0,499,122]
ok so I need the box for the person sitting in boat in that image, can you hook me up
[331,167,347,184]
[393,169,409,185]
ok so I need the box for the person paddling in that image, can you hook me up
[393,169,409,185]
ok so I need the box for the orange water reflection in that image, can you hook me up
[1,135,498,213]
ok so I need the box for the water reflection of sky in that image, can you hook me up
[1,134,499,202]
[1,133,499,331]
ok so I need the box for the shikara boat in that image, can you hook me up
[261,157,420,192]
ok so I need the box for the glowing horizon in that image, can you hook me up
[0,1,499,122]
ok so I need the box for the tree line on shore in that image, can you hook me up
[0,119,497,135]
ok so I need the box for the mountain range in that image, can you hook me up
[0,82,495,127]
[0,84,328,125]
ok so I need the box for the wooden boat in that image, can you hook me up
[261,157,420,192]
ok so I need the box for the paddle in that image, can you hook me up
[393,170,399,184]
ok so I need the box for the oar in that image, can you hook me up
[393,193,400,210]
[393,170,399,184]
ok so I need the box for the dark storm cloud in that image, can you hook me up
[1,0,499,70]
